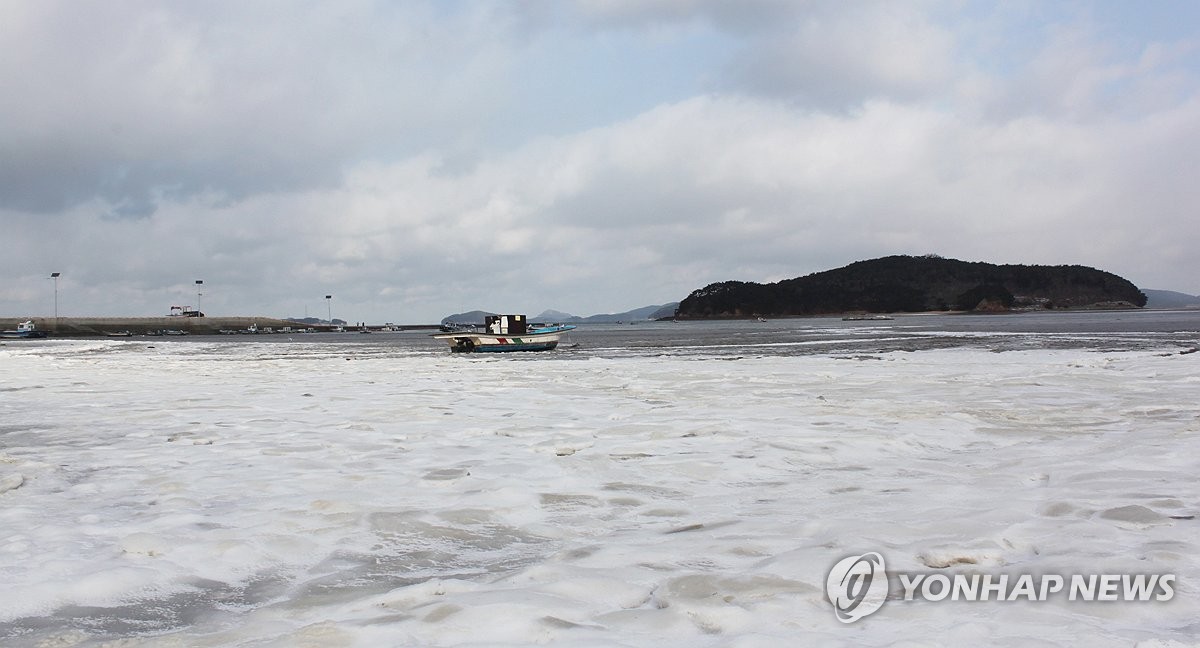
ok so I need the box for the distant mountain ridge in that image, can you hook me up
[441,303,679,325]
[440,310,496,325]
[1143,289,1200,309]
[547,303,679,323]
[533,309,577,322]
[676,255,1147,318]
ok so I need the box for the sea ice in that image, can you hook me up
[0,330,1197,646]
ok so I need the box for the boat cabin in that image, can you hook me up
[485,314,527,335]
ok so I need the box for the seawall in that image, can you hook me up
[0,316,313,336]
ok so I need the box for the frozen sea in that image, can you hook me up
[1,311,1198,647]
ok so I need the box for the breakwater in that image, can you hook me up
[1,316,318,336]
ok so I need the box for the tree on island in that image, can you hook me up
[676,255,1147,318]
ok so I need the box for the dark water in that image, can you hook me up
[567,310,1200,357]
[238,309,1200,357]
[12,310,1200,359]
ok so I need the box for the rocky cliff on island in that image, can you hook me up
[676,255,1147,318]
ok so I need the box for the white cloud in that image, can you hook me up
[1,2,1198,323]
[723,2,958,107]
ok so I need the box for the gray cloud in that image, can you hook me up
[1,1,1197,322]
[0,1,522,215]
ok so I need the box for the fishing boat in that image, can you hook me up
[432,314,575,352]
[1,321,47,339]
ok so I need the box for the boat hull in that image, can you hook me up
[0,332,46,339]
[0,330,47,339]
[431,326,574,353]
[472,339,559,352]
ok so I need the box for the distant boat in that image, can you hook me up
[432,314,575,352]
[842,315,894,321]
[1,320,47,339]
[105,330,133,337]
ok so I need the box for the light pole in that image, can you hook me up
[50,272,60,320]
[325,295,332,327]
[196,280,204,315]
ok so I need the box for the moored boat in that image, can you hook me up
[431,314,575,352]
[1,320,48,339]
[439,321,477,333]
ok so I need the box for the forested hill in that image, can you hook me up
[676,256,1147,318]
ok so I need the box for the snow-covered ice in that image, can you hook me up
[1,315,1198,646]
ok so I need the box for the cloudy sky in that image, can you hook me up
[2,1,1198,323]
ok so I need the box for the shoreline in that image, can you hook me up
[0,317,439,336]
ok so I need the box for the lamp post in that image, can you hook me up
[50,272,60,320]
[325,295,332,327]
[196,280,204,315]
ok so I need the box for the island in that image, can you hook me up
[675,255,1147,319]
